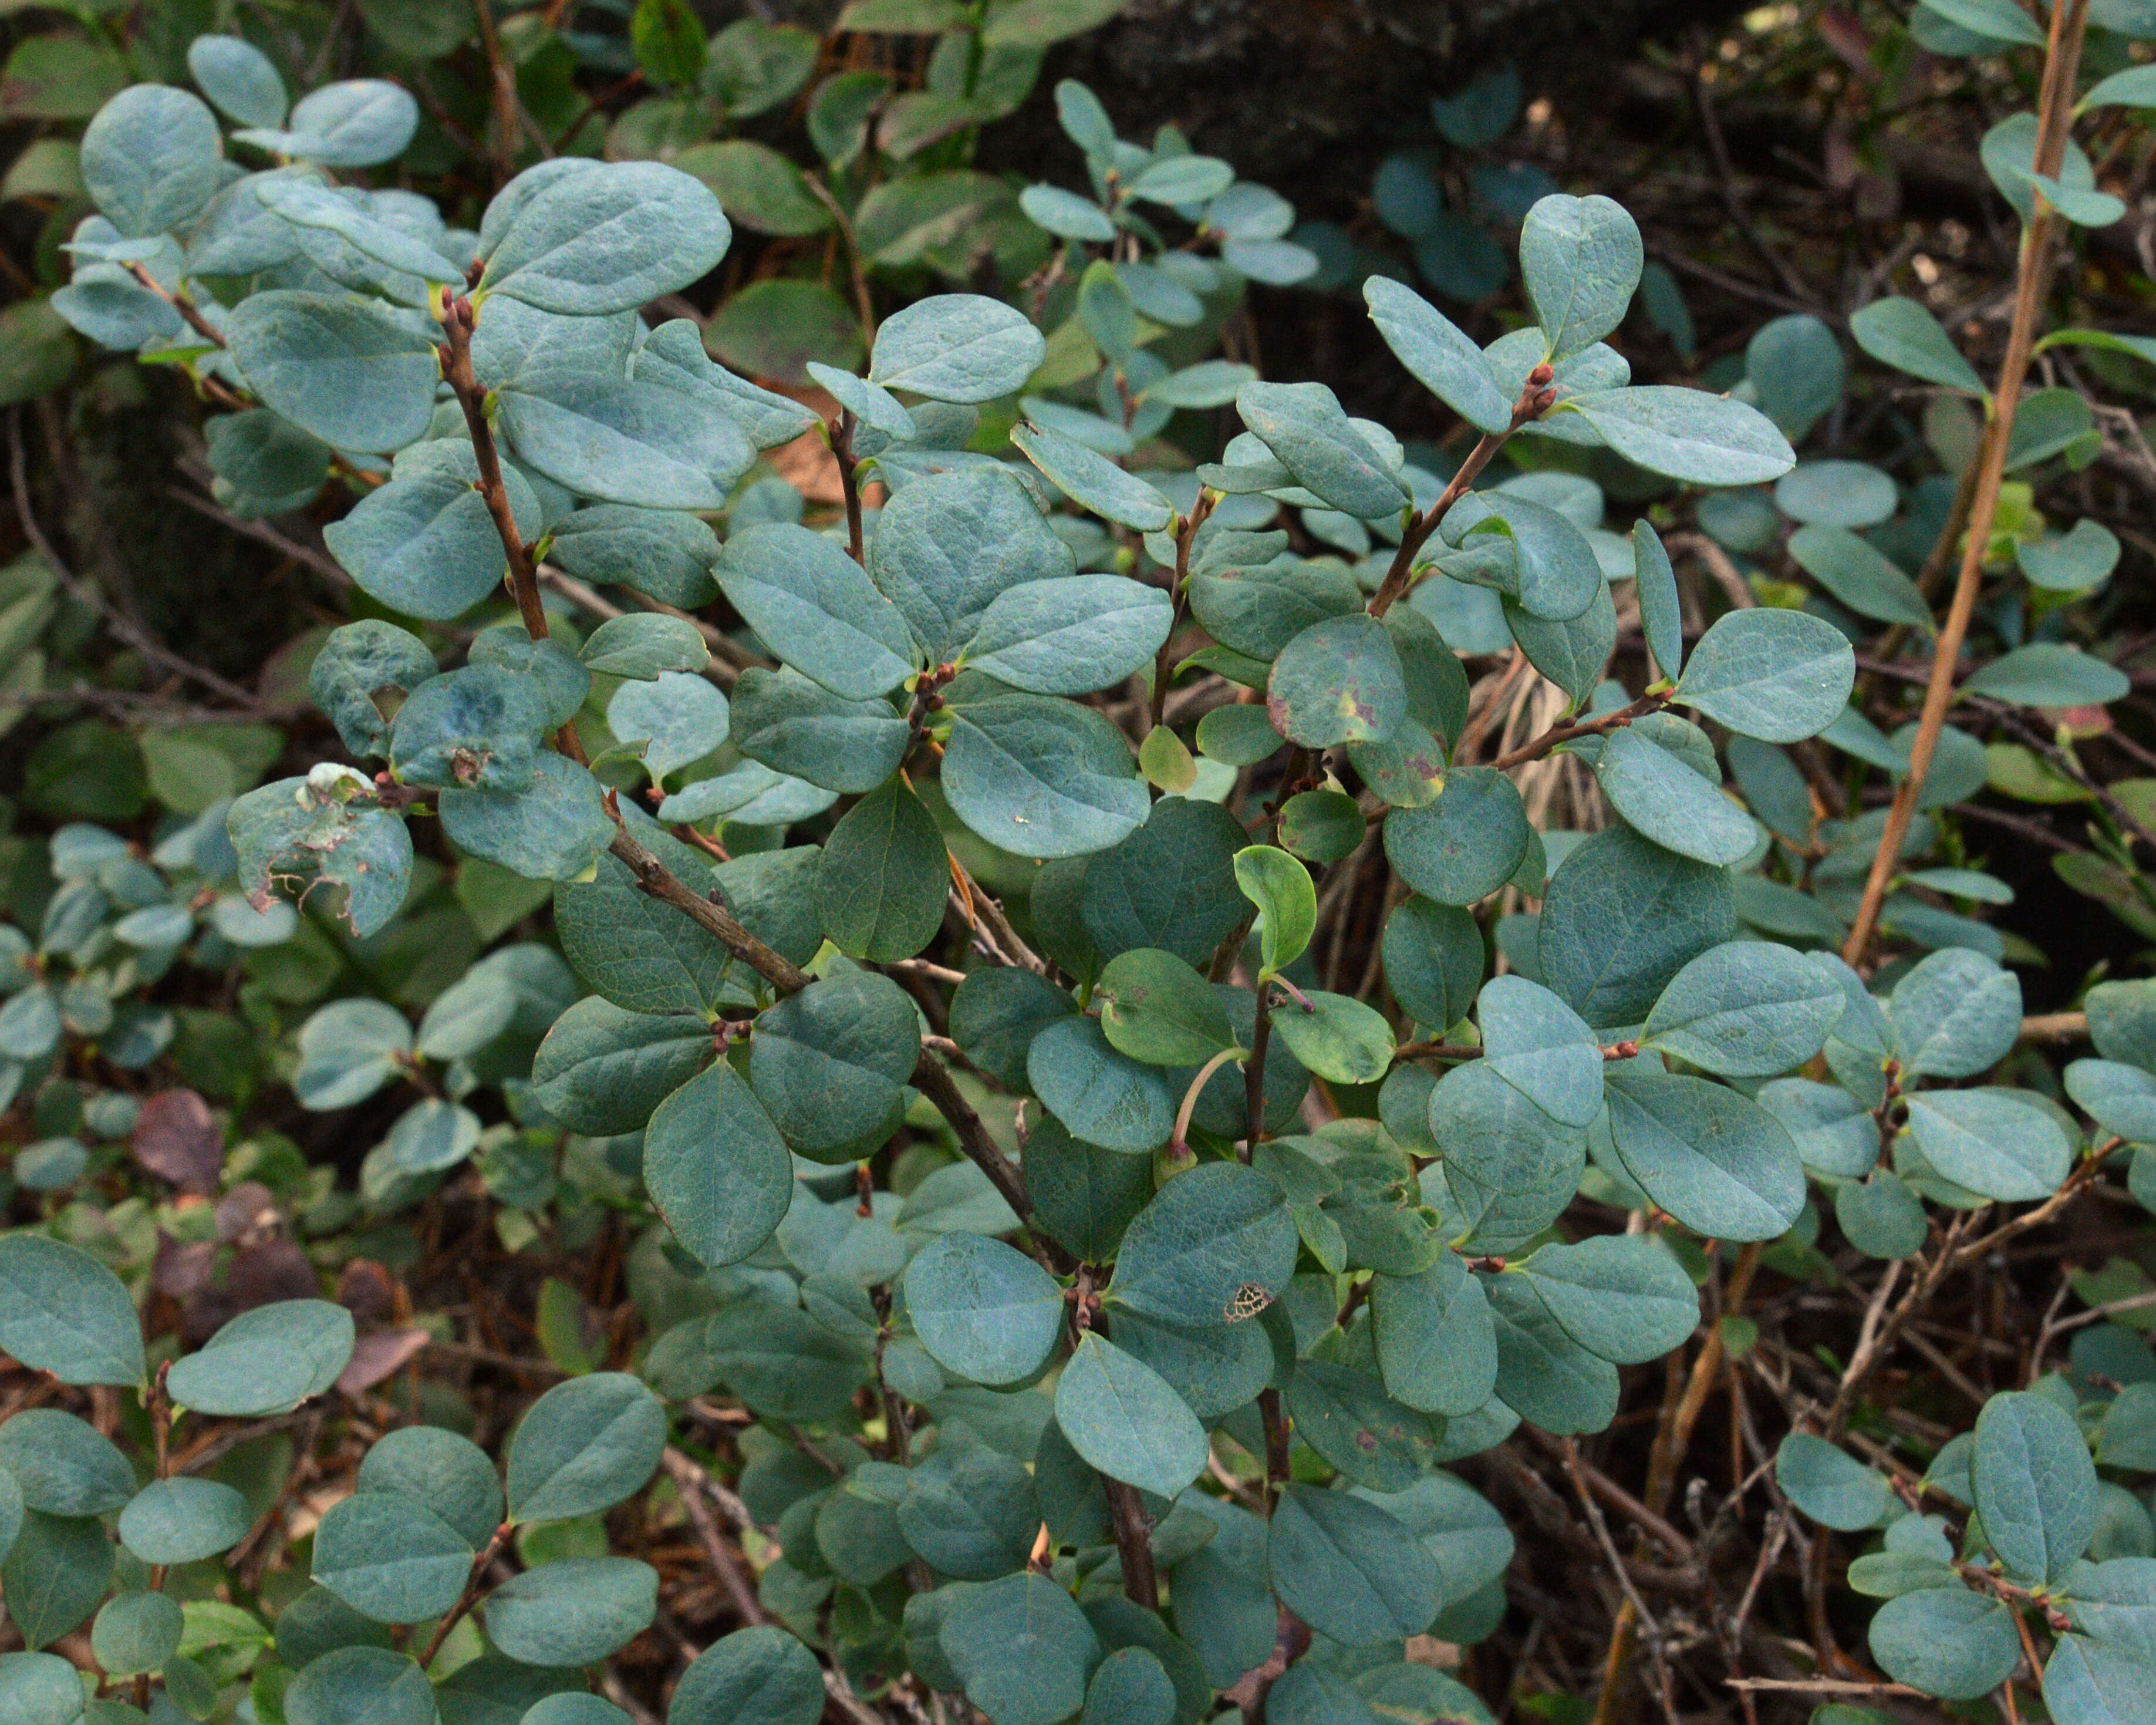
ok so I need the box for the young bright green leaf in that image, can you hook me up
[1234,844,1317,975]
[167,1301,355,1416]
[1099,948,1237,1067]
[505,1373,666,1525]
[1268,989,1395,1084]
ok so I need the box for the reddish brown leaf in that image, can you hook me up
[130,1089,224,1194]
[336,1328,430,1395]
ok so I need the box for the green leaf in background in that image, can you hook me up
[312,1491,475,1623]
[632,0,707,87]
[1030,1015,1177,1153]
[505,1373,667,1525]
[116,1478,251,1566]
[1641,941,1846,1077]
[1268,1484,1441,1647]
[0,1235,144,1387]
[225,292,438,454]
[166,1301,355,1416]
[480,161,731,316]
[186,36,288,127]
[1963,642,2131,706]
[1673,608,1855,743]
[484,1558,659,1666]
[285,1649,436,1725]
[906,1234,1065,1387]
[1850,296,1988,394]
[1775,1433,1895,1530]
[642,1062,794,1270]
[667,1626,826,1725]
[1054,1333,1208,1497]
